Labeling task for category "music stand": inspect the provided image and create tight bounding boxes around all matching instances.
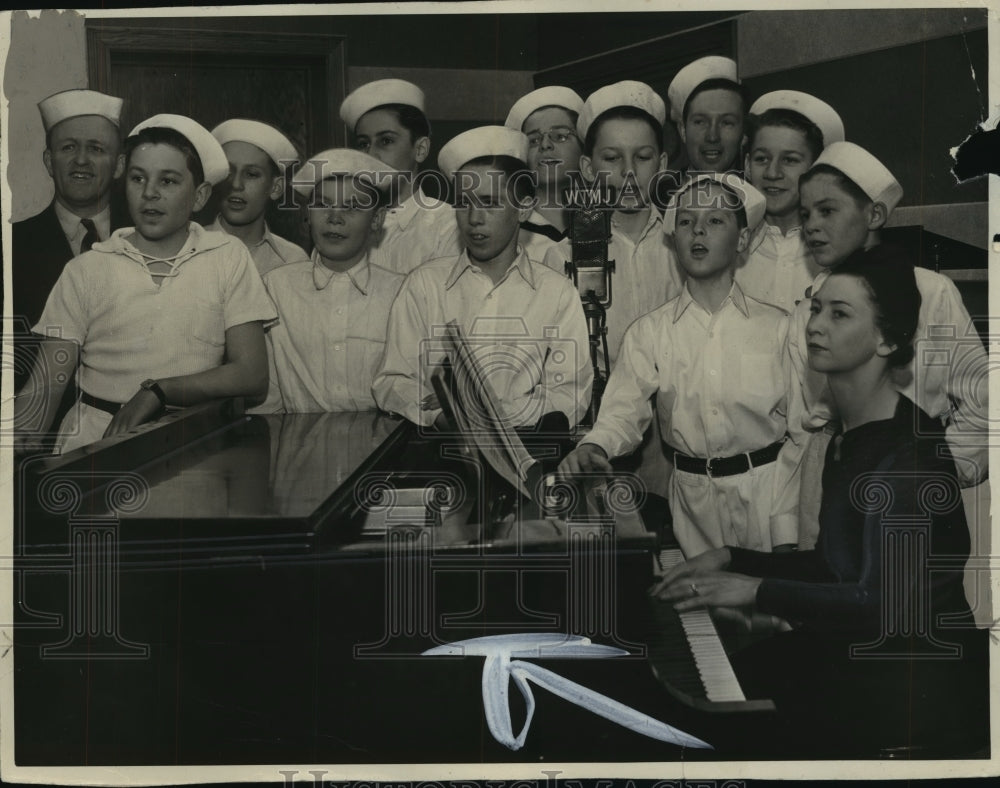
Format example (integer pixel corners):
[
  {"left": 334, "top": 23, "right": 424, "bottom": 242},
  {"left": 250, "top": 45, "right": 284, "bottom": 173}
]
[{"left": 430, "top": 320, "right": 545, "bottom": 510}]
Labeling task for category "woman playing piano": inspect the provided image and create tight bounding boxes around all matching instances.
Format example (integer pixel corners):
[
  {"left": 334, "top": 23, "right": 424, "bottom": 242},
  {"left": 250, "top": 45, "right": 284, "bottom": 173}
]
[{"left": 652, "top": 244, "right": 988, "bottom": 757}]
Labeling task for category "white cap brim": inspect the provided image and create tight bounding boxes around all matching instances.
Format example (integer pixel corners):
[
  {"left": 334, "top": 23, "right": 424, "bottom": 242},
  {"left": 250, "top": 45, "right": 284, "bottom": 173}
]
[
  {"left": 505, "top": 86, "right": 584, "bottom": 131},
  {"left": 438, "top": 125, "right": 528, "bottom": 178},
  {"left": 577, "top": 80, "right": 666, "bottom": 141},
  {"left": 811, "top": 141, "right": 903, "bottom": 214},
  {"left": 662, "top": 172, "right": 766, "bottom": 234},
  {"left": 212, "top": 119, "right": 299, "bottom": 168},
  {"left": 39, "top": 89, "right": 123, "bottom": 132},
  {"left": 340, "top": 79, "right": 425, "bottom": 131},
  {"left": 129, "top": 113, "right": 230, "bottom": 186},
  {"left": 748, "top": 90, "right": 845, "bottom": 147},
  {"left": 667, "top": 56, "right": 739, "bottom": 124},
  {"left": 291, "top": 148, "right": 400, "bottom": 197}
]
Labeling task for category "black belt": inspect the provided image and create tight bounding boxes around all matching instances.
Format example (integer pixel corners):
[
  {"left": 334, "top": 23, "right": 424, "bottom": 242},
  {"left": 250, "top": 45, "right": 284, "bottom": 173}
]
[
  {"left": 665, "top": 439, "right": 785, "bottom": 477},
  {"left": 80, "top": 391, "right": 123, "bottom": 415}
]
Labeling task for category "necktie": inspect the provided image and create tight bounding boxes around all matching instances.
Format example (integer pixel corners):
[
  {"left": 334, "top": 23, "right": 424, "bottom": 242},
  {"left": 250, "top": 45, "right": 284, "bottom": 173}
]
[{"left": 80, "top": 218, "right": 100, "bottom": 253}]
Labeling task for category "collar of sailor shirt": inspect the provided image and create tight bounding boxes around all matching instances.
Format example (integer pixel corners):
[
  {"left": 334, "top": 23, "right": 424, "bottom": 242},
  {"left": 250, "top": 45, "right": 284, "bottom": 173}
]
[{"left": 96, "top": 222, "right": 228, "bottom": 274}]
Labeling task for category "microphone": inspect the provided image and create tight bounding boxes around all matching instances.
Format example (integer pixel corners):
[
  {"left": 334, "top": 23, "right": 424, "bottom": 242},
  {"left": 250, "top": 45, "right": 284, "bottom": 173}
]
[{"left": 566, "top": 205, "right": 615, "bottom": 315}]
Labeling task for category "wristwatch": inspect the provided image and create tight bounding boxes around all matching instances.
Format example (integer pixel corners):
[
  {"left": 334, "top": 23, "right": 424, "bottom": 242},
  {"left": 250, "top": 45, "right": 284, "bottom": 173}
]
[{"left": 139, "top": 379, "right": 168, "bottom": 412}]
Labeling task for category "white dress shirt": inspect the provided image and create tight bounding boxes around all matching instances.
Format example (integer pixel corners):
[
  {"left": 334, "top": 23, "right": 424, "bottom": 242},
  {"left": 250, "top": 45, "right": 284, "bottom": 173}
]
[
  {"left": 206, "top": 218, "right": 309, "bottom": 277},
  {"left": 373, "top": 247, "right": 593, "bottom": 429},
  {"left": 368, "top": 193, "right": 461, "bottom": 274},
  {"left": 258, "top": 253, "right": 404, "bottom": 413},
  {"left": 736, "top": 221, "right": 819, "bottom": 313},
  {"left": 583, "top": 281, "right": 806, "bottom": 556}
]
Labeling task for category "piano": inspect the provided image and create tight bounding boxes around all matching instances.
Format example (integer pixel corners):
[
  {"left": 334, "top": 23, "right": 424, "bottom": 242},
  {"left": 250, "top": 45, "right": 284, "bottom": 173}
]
[{"left": 13, "top": 398, "right": 777, "bottom": 768}]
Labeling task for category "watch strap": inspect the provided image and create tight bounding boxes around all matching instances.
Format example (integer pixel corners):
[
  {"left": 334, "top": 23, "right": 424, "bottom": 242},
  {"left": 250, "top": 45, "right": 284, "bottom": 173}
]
[{"left": 140, "top": 379, "right": 168, "bottom": 409}]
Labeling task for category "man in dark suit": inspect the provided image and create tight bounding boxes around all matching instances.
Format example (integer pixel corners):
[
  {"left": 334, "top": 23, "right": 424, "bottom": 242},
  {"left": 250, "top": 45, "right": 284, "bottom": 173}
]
[
  {"left": 12, "top": 89, "right": 126, "bottom": 329},
  {"left": 11, "top": 89, "right": 125, "bottom": 441}
]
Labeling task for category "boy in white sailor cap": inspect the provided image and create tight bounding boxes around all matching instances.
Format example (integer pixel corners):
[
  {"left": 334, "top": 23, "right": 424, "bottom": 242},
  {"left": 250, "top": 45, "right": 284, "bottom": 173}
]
[
  {"left": 504, "top": 86, "right": 584, "bottom": 266},
  {"left": 12, "top": 89, "right": 128, "bottom": 328},
  {"left": 255, "top": 149, "right": 404, "bottom": 413},
  {"left": 561, "top": 173, "right": 806, "bottom": 559},
  {"left": 208, "top": 119, "right": 308, "bottom": 276},
  {"left": 541, "top": 80, "right": 684, "bottom": 369},
  {"left": 737, "top": 90, "right": 845, "bottom": 313},
  {"left": 791, "top": 141, "right": 986, "bottom": 508},
  {"left": 339, "top": 78, "right": 460, "bottom": 274},
  {"left": 667, "top": 56, "right": 746, "bottom": 180},
  {"left": 373, "top": 126, "right": 592, "bottom": 430},
  {"left": 16, "top": 114, "right": 276, "bottom": 454}
]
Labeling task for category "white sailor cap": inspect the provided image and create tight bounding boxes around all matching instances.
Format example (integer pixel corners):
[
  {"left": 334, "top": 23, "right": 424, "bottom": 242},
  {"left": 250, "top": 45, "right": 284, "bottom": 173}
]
[
  {"left": 39, "top": 89, "right": 123, "bottom": 133},
  {"left": 211, "top": 119, "right": 299, "bottom": 169},
  {"left": 129, "top": 114, "right": 230, "bottom": 186},
  {"left": 662, "top": 172, "right": 766, "bottom": 234},
  {"left": 290, "top": 148, "right": 399, "bottom": 197},
  {"left": 577, "top": 80, "right": 666, "bottom": 141},
  {"left": 748, "top": 90, "right": 845, "bottom": 147},
  {"left": 340, "top": 79, "right": 425, "bottom": 132},
  {"left": 505, "top": 86, "right": 585, "bottom": 131},
  {"left": 810, "top": 141, "right": 903, "bottom": 214},
  {"left": 667, "top": 56, "right": 739, "bottom": 124},
  {"left": 438, "top": 126, "right": 528, "bottom": 178}
]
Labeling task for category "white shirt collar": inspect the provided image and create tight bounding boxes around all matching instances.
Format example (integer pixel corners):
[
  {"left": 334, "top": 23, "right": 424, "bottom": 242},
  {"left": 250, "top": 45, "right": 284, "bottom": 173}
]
[{"left": 53, "top": 200, "right": 112, "bottom": 247}]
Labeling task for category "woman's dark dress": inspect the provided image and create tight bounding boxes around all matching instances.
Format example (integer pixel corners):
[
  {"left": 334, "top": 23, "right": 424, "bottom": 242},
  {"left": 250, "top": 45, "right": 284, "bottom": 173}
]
[{"left": 726, "top": 397, "right": 988, "bottom": 757}]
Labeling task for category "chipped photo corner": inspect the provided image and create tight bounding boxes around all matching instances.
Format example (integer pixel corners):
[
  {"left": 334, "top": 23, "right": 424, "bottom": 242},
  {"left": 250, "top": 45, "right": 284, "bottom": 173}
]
[{"left": 0, "top": 0, "right": 997, "bottom": 785}]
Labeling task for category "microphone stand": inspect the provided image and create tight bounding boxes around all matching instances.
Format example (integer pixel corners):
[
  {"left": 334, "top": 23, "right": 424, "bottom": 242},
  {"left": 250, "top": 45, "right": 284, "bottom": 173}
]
[
  {"left": 564, "top": 203, "right": 615, "bottom": 426},
  {"left": 581, "top": 291, "right": 610, "bottom": 425}
]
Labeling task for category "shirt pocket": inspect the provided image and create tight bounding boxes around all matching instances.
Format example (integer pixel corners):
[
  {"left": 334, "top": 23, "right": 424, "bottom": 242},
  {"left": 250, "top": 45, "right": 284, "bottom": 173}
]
[
  {"left": 189, "top": 300, "right": 227, "bottom": 349},
  {"left": 351, "top": 334, "right": 388, "bottom": 400}
]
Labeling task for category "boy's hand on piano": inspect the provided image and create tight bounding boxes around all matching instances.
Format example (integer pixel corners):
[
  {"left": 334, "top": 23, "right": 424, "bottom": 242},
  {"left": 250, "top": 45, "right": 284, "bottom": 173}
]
[
  {"left": 103, "top": 389, "right": 163, "bottom": 439},
  {"left": 556, "top": 442, "right": 612, "bottom": 479},
  {"left": 656, "top": 571, "right": 762, "bottom": 612},
  {"left": 649, "top": 547, "right": 731, "bottom": 597},
  {"left": 420, "top": 393, "right": 440, "bottom": 411}
]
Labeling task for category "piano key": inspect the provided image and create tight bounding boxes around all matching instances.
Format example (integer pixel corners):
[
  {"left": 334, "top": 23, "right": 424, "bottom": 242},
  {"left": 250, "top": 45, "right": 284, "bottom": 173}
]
[{"left": 645, "top": 548, "right": 751, "bottom": 708}]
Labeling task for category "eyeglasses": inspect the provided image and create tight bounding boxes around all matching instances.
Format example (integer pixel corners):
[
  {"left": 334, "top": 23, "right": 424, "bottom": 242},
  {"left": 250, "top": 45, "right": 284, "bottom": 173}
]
[{"left": 525, "top": 127, "right": 578, "bottom": 148}]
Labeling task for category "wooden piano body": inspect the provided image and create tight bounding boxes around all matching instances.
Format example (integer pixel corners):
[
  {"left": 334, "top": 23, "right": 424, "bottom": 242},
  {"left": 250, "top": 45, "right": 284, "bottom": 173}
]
[{"left": 13, "top": 400, "right": 774, "bottom": 767}]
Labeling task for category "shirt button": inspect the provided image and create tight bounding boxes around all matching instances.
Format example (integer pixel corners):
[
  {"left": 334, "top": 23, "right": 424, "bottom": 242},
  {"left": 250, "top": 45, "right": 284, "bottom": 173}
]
[
  {"left": 337, "top": 308, "right": 344, "bottom": 315},
  {"left": 712, "top": 409, "right": 718, "bottom": 416},
  {"left": 334, "top": 344, "right": 343, "bottom": 351},
  {"left": 709, "top": 369, "right": 717, "bottom": 376}
]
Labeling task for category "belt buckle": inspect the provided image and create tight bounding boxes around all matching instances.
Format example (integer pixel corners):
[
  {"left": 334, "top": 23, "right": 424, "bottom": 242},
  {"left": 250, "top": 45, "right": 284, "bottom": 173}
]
[{"left": 706, "top": 456, "right": 720, "bottom": 478}]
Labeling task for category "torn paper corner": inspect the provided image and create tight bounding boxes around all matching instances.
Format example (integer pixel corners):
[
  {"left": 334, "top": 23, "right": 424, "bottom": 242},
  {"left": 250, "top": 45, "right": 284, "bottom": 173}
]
[{"left": 950, "top": 118, "right": 1000, "bottom": 184}]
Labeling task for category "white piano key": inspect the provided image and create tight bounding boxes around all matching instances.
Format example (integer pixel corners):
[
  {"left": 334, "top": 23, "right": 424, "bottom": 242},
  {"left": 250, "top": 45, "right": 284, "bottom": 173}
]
[{"left": 657, "top": 549, "right": 746, "bottom": 703}]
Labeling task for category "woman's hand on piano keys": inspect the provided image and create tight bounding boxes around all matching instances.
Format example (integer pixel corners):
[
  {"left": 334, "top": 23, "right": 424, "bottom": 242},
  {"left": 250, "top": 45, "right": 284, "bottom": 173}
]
[
  {"left": 649, "top": 547, "right": 762, "bottom": 610},
  {"left": 649, "top": 547, "right": 731, "bottom": 597},
  {"left": 661, "top": 572, "right": 763, "bottom": 612}
]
